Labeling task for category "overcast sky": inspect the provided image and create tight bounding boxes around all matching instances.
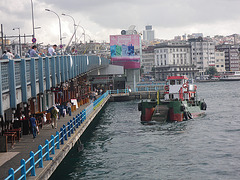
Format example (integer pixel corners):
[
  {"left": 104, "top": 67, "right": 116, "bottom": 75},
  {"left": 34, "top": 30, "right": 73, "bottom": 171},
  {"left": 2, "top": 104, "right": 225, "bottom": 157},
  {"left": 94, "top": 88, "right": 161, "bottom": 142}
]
[{"left": 1, "top": 0, "right": 240, "bottom": 46}]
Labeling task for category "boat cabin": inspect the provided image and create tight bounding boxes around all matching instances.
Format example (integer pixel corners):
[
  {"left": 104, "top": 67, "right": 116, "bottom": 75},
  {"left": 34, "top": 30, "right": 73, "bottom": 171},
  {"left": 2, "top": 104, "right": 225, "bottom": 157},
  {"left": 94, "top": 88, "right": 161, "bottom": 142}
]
[{"left": 164, "top": 76, "right": 197, "bottom": 101}]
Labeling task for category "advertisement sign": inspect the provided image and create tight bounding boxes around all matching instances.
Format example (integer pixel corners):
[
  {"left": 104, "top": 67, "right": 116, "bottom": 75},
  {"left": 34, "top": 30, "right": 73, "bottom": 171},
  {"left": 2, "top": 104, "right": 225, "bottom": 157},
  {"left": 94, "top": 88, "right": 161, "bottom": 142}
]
[{"left": 110, "top": 34, "right": 141, "bottom": 69}]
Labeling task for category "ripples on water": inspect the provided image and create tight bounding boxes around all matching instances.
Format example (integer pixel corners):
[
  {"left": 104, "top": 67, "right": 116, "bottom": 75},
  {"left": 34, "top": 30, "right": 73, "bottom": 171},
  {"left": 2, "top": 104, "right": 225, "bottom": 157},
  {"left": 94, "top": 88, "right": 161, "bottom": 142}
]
[{"left": 50, "top": 81, "right": 240, "bottom": 180}]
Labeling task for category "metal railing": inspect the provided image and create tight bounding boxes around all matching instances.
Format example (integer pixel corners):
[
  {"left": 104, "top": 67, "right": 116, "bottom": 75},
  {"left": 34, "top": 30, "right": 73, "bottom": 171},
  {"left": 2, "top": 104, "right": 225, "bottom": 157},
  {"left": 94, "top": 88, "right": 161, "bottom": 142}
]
[
  {"left": 4, "top": 91, "right": 111, "bottom": 180},
  {"left": 4, "top": 89, "right": 129, "bottom": 180},
  {"left": 136, "top": 85, "right": 164, "bottom": 92},
  {"left": 108, "top": 89, "right": 129, "bottom": 94}
]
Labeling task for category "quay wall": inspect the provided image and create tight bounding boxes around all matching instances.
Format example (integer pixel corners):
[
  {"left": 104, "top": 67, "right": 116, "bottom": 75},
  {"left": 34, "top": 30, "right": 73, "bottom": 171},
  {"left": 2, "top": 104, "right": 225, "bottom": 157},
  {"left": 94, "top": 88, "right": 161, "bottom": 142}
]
[
  {"left": 29, "top": 95, "right": 110, "bottom": 180},
  {"left": 109, "top": 91, "right": 165, "bottom": 102}
]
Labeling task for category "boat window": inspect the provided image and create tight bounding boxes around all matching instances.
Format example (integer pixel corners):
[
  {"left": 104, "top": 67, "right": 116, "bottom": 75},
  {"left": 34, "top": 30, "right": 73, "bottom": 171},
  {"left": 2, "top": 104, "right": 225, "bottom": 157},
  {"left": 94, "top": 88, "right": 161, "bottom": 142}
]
[
  {"left": 176, "top": 80, "right": 182, "bottom": 84},
  {"left": 170, "top": 80, "right": 175, "bottom": 85}
]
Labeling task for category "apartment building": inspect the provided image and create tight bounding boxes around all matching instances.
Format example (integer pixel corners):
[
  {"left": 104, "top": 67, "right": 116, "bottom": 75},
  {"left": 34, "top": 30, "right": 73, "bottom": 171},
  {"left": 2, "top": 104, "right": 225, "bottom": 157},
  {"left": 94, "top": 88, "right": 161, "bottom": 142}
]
[
  {"left": 215, "top": 51, "right": 225, "bottom": 72},
  {"left": 216, "top": 44, "right": 240, "bottom": 71},
  {"left": 154, "top": 41, "right": 198, "bottom": 80},
  {"left": 141, "top": 46, "right": 155, "bottom": 74},
  {"left": 189, "top": 38, "right": 215, "bottom": 76}
]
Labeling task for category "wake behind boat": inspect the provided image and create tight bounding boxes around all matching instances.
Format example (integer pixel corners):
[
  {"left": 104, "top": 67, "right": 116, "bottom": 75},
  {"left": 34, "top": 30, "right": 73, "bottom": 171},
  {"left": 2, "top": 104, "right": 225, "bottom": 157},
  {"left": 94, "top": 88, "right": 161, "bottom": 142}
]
[{"left": 138, "top": 76, "right": 207, "bottom": 123}]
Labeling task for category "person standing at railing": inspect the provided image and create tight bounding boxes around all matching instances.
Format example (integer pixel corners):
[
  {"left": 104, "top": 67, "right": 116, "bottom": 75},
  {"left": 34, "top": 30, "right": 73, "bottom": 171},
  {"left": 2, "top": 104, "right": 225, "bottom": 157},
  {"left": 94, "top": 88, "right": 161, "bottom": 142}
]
[
  {"left": 6, "top": 50, "right": 14, "bottom": 59},
  {"left": 30, "top": 45, "right": 38, "bottom": 57},
  {"left": 48, "top": 44, "right": 57, "bottom": 56},
  {"left": 29, "top": 114, "right": 37, "bottom": 139},
  {"left": 51, "top": 106, "right": 58, "bottom": 129}
]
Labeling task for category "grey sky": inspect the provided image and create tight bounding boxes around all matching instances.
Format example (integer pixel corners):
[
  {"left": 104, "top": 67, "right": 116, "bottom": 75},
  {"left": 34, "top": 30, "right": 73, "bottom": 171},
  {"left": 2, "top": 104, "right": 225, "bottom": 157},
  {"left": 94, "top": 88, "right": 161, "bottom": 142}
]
[{"left": 0, "top": 0, "right": 240, "bottom": 45}]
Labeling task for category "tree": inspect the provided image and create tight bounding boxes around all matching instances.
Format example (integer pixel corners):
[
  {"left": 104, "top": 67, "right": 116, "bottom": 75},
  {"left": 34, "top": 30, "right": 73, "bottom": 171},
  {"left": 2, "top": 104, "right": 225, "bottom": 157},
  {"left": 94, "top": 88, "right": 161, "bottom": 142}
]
[{"left": 206, "top": 66, "right": 218, "bottom": 79}]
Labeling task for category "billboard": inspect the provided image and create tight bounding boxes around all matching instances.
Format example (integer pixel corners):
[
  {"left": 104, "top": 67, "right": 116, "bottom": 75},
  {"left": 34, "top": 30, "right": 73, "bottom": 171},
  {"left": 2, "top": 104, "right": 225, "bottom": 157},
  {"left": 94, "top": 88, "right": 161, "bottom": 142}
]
[{"left": 110, "top": 34, "right": 141, "bottom": 69}]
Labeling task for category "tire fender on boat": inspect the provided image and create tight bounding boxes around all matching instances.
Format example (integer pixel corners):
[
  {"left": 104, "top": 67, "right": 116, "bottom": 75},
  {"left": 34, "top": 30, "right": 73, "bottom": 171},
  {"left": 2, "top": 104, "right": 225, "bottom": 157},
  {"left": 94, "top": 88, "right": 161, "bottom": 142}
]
[
  {"left": 138, "top": 103, "right": 142, "bottom": 111},
  {"left": 200, "top": 102, "right": 207, "bottom": 110},
  {"left": 187, "top": 111, "right": 193, "bottom": 119},
  {"left": 183, "top": 83, "right": 188, "bottom": 89},
  {"left": 183, "top": 111, "right": 192, "bottom": 120},
  {"left": 164, "top": 85, "right": 169, "bottom": 91},
  {"left": 183, "top": 111, "right": 188, "bottom": 120},
  {"left": 180, "top": 104, "right": 185, "bottom": 111}
]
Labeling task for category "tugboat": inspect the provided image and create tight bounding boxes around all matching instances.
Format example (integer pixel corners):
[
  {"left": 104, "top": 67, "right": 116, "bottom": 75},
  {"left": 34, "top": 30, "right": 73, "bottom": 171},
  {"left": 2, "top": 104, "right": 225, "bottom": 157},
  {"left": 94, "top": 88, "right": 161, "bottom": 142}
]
[{"left": 138, "top": 76, "right": 207, "bottom": 123}]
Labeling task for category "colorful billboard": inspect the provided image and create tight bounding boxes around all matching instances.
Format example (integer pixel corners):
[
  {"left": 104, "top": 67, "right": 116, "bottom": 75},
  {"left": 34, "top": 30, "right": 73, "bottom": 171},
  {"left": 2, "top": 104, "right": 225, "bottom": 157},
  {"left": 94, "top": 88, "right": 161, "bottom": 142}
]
[{"left": 110, "top": 34, "right": 141, "bottom": 69}]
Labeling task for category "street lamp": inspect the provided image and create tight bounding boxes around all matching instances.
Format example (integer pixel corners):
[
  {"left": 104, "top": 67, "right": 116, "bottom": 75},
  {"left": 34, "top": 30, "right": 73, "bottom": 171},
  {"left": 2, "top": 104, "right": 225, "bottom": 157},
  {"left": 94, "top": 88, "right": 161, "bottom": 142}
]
[
  {"left": 45, "top": 9, "right": 62, "bottom": 53},
  {"left": 85, "top": 34, "right": 91, "bottom": 43},
  {"left": 79, "top": 25, "right": 85, "bottom": 44},
  {"left": 13, "top": 27, "right": 21, "bottom": 57},
  {"left": 62, "top": 13, "right": 77, "bottom": 45},
  {"left": 30, "top": 0, "right": 35, "bottom": 41}
]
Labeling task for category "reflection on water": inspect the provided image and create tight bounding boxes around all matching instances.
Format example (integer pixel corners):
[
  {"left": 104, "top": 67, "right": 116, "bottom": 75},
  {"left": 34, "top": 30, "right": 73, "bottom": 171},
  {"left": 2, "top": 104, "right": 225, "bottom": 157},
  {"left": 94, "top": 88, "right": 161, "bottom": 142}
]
[{"left": 50, "top": 81, "right": 240, "bottom": 180}]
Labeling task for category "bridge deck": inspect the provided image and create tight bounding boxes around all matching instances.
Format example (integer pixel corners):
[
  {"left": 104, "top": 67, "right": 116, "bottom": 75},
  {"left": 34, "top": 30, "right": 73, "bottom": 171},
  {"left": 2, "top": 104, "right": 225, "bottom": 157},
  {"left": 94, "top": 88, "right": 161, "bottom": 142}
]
[{"left": 0, "top": 94, "right": 111, "bottom": 180}]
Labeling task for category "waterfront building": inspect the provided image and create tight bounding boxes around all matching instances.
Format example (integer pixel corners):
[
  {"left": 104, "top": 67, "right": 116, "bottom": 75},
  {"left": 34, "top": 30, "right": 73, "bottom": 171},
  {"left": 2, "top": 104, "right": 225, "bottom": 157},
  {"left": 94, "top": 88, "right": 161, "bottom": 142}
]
[
  {"left": 189, "top": 37, "right": 216, "bottom": 76},
  {"left": 141, "top": 46, "right": 155, "bottom": 74},
  {"left": 215, "top": 50, "right": 225, "bottom": 72},
  {"left": 143, "top": 25, "right": 155, "bottom": 43},
  {"left": 216, "top": 44, "right": 240, "bottom": 71},
  {"left": 153, "top": 41, "right": 198, "bottom": 80}
]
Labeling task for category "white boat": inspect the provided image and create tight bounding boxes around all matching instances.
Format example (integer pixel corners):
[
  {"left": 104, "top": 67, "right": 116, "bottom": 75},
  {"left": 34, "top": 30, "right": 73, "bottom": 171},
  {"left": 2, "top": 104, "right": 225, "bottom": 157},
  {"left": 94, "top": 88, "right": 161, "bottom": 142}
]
[{"left": 220, "top": 71, "right": 240, "bottom": 81}]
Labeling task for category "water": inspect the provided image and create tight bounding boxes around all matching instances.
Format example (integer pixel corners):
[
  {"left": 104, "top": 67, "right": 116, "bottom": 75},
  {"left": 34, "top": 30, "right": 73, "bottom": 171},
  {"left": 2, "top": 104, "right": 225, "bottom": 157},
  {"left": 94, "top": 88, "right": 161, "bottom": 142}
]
[{"left": 50, "top": 81, "right": 240, "bottom": 180}]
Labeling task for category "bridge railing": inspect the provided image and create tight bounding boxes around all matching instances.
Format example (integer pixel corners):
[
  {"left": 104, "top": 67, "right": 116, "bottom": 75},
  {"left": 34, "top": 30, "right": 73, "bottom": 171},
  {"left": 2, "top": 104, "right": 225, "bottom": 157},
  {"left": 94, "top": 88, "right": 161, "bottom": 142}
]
[
  {"left": 136, "top": 85, "right": 164, "bottom": 92},
  {"left": 4, "top": 91, "right": 110, "bottom": 180},
  {"left": 0, "top": 54, "right": 110, "bottom": 121},
  {"left": 108, "top": 89, "right": 129, "bottom": 94}
]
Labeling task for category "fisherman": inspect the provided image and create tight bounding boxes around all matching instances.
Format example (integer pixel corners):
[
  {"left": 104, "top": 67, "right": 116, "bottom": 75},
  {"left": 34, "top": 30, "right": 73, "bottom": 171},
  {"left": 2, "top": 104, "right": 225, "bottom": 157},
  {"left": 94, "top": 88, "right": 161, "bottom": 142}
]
[
  {"left": 30, "top": 45, "right": 38, "bottom": 57},
  {"left": 48, "top": 44, "right": 57, "bottom": 56}
]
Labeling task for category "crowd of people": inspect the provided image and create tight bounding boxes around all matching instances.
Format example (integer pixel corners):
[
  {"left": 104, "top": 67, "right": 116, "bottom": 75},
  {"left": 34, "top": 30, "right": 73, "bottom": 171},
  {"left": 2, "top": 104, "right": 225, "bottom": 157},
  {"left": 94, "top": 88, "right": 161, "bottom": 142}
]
[
  {"left": 28, "top": 101, "right": 73, "bottom": 140},
  {"left": 1, "top": 44, "right": 78, "bottom": 59},
  {"left": 28, "top": 44, "right": 57, "bottom": 57},
  {"left": 1, "top": 44, "right": 59, "bottom": 59}
]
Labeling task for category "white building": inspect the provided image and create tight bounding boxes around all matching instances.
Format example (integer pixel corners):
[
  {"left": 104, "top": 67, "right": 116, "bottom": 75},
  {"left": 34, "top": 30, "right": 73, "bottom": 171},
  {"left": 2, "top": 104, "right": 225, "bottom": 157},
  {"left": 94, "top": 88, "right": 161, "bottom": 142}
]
[
  {"left": 189, "top": 38, "right": 215, "bottom": 76},
  {"left": 155, "top": 41, "right": 191, "bottom": 66},
  {"left": 143, "top": 25, "right": 155, "bottom": 42},
  {"left": 154, "top": 41, "right": 198, "bottom": 80}
]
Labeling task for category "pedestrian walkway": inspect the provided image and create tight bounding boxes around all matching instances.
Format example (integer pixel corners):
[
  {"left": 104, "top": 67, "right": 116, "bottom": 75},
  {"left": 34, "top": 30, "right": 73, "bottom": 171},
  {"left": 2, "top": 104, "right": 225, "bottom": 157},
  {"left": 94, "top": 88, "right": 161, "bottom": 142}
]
[{"left": 0, "top": 102, "right": 90, "bottom": 180}]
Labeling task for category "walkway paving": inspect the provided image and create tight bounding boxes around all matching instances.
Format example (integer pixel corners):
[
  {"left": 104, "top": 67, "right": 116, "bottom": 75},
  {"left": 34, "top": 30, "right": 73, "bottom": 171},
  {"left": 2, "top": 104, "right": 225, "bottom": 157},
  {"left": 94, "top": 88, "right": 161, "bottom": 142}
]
[{"left": 0, "top": 102, "right": 90, "bottom": 180}]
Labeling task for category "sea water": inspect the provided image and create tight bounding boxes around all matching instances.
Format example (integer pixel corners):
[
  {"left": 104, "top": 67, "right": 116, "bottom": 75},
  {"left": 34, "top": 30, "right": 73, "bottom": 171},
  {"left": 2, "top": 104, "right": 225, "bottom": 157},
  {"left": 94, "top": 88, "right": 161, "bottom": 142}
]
[{"left": 50, "top": 81, "right": 240, "bottom": 180}]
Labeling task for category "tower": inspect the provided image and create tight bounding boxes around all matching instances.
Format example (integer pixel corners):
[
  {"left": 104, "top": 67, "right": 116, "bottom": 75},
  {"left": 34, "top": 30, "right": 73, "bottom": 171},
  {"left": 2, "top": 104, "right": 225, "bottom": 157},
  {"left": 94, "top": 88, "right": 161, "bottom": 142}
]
[{"left": 143, "top": 25, "right": 154, "bottom": 42}]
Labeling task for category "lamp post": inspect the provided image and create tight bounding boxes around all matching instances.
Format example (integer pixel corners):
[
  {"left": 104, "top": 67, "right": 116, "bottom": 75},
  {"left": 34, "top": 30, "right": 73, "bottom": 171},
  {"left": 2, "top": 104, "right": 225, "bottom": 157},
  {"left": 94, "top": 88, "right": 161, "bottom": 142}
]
[
  {"left": 79, "top": 25, "right": 86, "bottom": 44},
  {"left": 30, "top": 0, "right": 35, "bottom": 41},
  {"left": 13, "top": 27, "right": 21, "bottom": 57},
  {"left": 45, "top": 9, "right": 62, "bottom": 53},
  {"left": 62, "top": 13, "right": 76, "bottom": 46},
  {"left": 85, "top": 34, "right": 91, "bottom": 43}
]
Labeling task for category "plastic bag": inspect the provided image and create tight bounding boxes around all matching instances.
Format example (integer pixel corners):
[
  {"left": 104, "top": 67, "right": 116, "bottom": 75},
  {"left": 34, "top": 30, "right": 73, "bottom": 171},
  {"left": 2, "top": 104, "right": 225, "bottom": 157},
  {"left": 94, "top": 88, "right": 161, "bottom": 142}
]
[{"left": 43, "top": 114, "right": 47, "bottom": 123}]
